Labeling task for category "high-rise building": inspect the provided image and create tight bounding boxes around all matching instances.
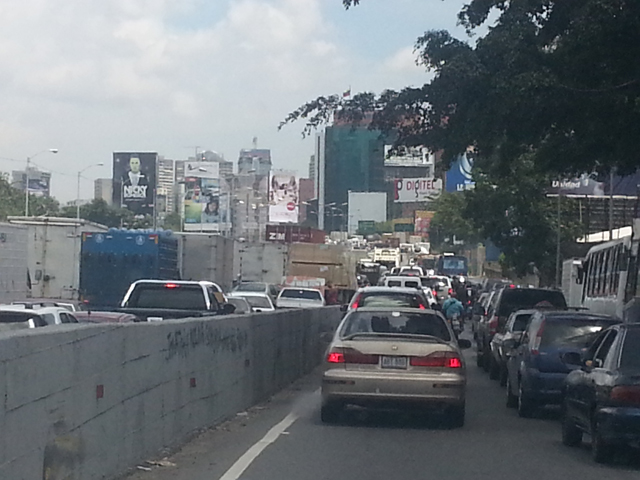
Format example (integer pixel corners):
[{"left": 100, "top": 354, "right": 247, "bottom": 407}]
[
  {"left": 156, "top": 158, "right": 176, "bottom": 214},
  {"left": 238, "top": 149, "right": 272, "bottom": 176},
  {"left": 308, "top": 154, "right": 316, "bottom": 186},
  {"left": 228, "top": 172, "right": 269, "bottom": 242},
  {"left": 298, "top": 178, "right": 314, "bottom": 224},
  {"left": 94, "top": 178, "right": 113, "bottom": 205},
  {"left": 12, "top": 167, "right": 51, "bottom": 197}
]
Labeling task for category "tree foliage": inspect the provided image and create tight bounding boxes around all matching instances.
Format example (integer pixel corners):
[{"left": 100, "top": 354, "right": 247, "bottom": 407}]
[{"left": 429, "top": 192, "right": 478, "bottom": 249}]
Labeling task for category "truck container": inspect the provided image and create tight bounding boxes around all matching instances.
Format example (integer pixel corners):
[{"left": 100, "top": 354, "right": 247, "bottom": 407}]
[
  {"left": 287, "top": 243, "right": 357, "bottom": 290},
  {"left": 177, "top": 233, "right": 235, "bottom": 291},
  {"left": 0, "top": 223, "right": 28, "bottom": 303},
  {"left": 8, "top": 216, "right": 108, "bottom": 300},
  {"left": 79, "top": 229, "right": 179, "bottom": 308},
  {"left": 235, "top": 243, "right": 289, "bottom": 285}
]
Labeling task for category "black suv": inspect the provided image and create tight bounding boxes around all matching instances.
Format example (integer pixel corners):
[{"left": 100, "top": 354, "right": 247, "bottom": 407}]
[{"left": 476, "top": 287, "right": 567, "bottom": 371}]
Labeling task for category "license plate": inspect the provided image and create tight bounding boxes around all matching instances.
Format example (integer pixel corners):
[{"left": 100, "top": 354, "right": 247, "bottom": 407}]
[{"left": 381, "top": 356, "right": 408, "bottom": 369}]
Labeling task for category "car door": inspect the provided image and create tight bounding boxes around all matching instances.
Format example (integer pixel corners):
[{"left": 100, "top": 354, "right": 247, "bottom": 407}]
[
  {"left": 492, "top": 313, "right": 513, "bottom": 362},
  {"left": 515, "top": 313, "right": 543, "bottom": 391},
  {"left": 507, "top": 314, "right": 534, "bottom": 394}
]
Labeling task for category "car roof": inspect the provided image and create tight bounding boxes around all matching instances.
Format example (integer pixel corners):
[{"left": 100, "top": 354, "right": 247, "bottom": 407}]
[
  {"left": 510, "top": 309, "right": 538, "bottom": 316},
  {"left": 383, "top": 276, "right": 422, "bottom": 281},
  {"left": 280, "top": 287, "right": 321, "bottom": 292},
  {"left": 0, "top": 305, "right": 68, "bottom": 314},
  {"left": 357, "top": 286, "right": 424, "bottom": 294},
  {"left": 346, "top": 307, "right": 444, "bottom": 316},
  {"left": 540, "top": 311, "right": 617, "bottom": 321},
  {"left": 132, "top": 279, "right": 218, "bottom": 287},
  {"left": 229, "top": 292, "right": 270, "bottom": 298}
]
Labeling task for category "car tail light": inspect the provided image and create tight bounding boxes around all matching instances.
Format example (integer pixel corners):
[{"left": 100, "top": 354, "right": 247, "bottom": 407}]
[
  {"left": 610, "top": 386, "right": 640, "bottom": 406},
  {"left": 488, "top": 316, "right": 499, "bottom": 335},
  {"left": 165, "top": 283, "right": 179, "bottom": 289},
  {"left": 326, "top": 347, "right": 378, "bottom": 365},
  {"left": 419, "top": 304, "right": 426, "bottom": 310},
  {"left": 509, "top": 284, "right": 516, "bottom": 289},
  {"left": 432, "top": 290, "right": 438, "bottom": 297},
  {"left": 410, "top": 351, "right": 462, "bottom": 368},
  {"left": 448, "top": 288, "right": 453, "bottom": 295},
  {"left": 531, "top": 321, "right": 545, "bottom": 355},
  {"left": 350, "top": 294, "right": 361, "bottom": 309}
]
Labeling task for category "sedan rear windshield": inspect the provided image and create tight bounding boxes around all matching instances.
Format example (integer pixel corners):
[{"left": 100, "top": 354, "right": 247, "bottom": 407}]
[
  {"left": 235, "top": 283, "right": 267, "bottom": 293},
  {"left": 127, "top": 285, "right": 208, "bottom": 310},
  {"left": 280, "top": 289, "right": 322, "bottom": 301},
  {"left": 342, "top": 311, "right": 450, "bottom": 341},
  {"left": 621, "top": 329, "right": 640, "bottom": 369},
  {"left": 540, "top": 318, "right": 618, "bottom": 348},
  {"left": 359, "top": 293, "right": 425, "bottom": 309},
  {"left": 498, "top": 289, "right": 567, "bottom": 317},
  {"left": 242, "top": 296, "right": 272, "bottom": 308}
]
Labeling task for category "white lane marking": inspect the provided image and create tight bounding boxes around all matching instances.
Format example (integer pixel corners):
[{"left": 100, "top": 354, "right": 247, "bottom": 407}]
[{"left": 218, "top": 412, "right": 299, "bottom": 480}]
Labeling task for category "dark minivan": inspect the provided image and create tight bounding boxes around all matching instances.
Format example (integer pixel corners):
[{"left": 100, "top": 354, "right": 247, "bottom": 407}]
[{"left": 477, "top": 287, "right": 567, "bottom": 370}]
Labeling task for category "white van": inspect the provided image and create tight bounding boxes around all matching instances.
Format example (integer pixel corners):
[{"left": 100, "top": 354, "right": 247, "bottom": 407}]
[{"left": 381, "top": 276, "right": 422, "bottom": 290}]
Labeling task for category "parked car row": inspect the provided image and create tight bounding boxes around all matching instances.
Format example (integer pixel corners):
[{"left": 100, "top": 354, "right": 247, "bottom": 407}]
[{"left": 473, "top": 282, "right": 640, "bottom": 464}]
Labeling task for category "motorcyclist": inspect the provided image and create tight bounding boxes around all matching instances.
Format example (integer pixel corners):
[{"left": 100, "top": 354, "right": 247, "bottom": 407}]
[{"left": 442, "top": 292, "right": 465, "bottom": 336}]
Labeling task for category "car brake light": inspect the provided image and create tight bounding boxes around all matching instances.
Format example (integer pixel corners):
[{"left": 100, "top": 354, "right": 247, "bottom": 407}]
[
  {"left": 165, "top": 283, "right": 179, "bottom": 289},
  {"left": 610, "top": 386, "right": 640, "bottom": 406},
  {"left": 509, "top": 284, "right": 516, "bottom": 289},
  {"left": 488, "top": 316, "right": 499, "bottom": 335},
  {"left": 531, "top": 321, "right": 545, "bottom": 355},
  {"left": 448, "top": 288, "right": 453, "bottom": 295},
  {"left": 327, "top": 348, "right": 378, "bottom": 365},
  {"left": 419, "top": 304, "right": 426, "bottom": 310},
  {"left": 432, "top": 290, "right": 438, "bottom": 297},
  {"left": 350, "top": 294, "right": 361, "bottom": 309},
  {"left": 410, "top": 351, "right": 462, "bottom": 368}
]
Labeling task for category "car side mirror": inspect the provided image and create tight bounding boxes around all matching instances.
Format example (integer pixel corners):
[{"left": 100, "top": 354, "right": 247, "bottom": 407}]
[
  {"left": 222, "top": 303, "right": 236, "bottom": 315},
  {"left": 340, "top": 304, "right": 348, "bottom": 312},
  {"left": 561, "top": 351, "right": 582, "bottom": 366},
  {"left": 458, "top": 339, "right": 472, "bottom": 350}
]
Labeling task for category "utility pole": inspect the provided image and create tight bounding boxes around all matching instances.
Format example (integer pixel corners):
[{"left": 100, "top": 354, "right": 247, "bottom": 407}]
[{"left": 609, "top": 169, "right": 615, "bottom": 240}]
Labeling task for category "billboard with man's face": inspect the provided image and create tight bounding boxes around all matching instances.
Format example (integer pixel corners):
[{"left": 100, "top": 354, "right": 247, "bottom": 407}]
[{"left": 112, "top": 152, "right": 157, "bottom": 215}]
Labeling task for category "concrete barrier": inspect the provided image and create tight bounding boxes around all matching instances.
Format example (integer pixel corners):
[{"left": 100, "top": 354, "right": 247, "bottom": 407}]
[{"left": 0, "top": 307, "right": 342, "bottom": 480}]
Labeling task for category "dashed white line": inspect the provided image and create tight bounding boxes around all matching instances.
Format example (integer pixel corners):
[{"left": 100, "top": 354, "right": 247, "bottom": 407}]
[{"left": 218, "top": 412, "right": 299, "bottom": 480}]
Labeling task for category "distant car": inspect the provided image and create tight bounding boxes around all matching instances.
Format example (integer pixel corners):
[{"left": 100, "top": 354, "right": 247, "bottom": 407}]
[
  {"left": 345, "top": 286, "right": 429, "bottom": 311},
  {"left": 74, "top": 311, "right": 139, "bottom": 323},
  {"left": 226, "top": 297, "right": 252, "bottom": 314},
  {"left": 229, "top": 292, "right": 276, "bottom": 312},
  {"left": 233, "top": 282, "right": 280, "bottom": 300},
  {"left": 488, "top": 309, "right": 536, "bottom": 384},
  {"left": 11, "top": 299, "right": 88, "bottom": 312},
  {"left": 0, "top": 308, "right": 48, "bottom": 332},
  {"left": 276, "top": 288, "right": 325, "bottom": 309},
  {"left": 321, "top": 307, "right": 471, "bottom": 426},
  {"left": 477, "top": 287, "right": 567, "bottom": 371},
  {"left": 0, "top": 305, "right": 79, "bottom": 329},
  {"left": 399, "top": 266, "right": 424, "bottom": 276},
  {"left": 562, "top": 323, "right": 640, "bottom": 463},
  {"left": 505, "top": 310, "right": 619, "bottom": 418}
]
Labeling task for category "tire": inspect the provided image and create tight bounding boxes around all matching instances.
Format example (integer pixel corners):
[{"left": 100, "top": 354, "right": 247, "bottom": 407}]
[
  {"left": 482, "top": 347, "right": 491, "bottom": 372},
  {"left": 320, "top": 402, "right": 342, "bottom": 424},
  {"left": 476, "top": 352, "right": 483, "bottom": 367},
  {"left": 562, "top": 412, "right": 583, "bottom": 447},
  {"left": 517, "top": 384, "right": 536, "bottom": 418},
  {"left": 499, "top": 366, "right": 508, "bottom": 387},
  {"left": 591, "top": 420, "right": 614, "bottom": 464},
  {"left": 506, "top": 376, "right": 518, "bottom": 408},
  {"left": 489, "top": 357, "right": 500, "bottom": 381},
  {"left": 448, "top": 404, "right": 465, "bottom": 428}
]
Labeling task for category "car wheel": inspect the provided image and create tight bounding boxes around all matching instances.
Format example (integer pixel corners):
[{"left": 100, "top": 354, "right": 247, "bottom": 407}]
[
  {"left": 448, "top": 403, "right": 465, "bottom": 429},
  {"left": 561, "top": 411, "right": 583, "bottom": 447},
  {"left": 517, "top": 384, "right": 535, "bottom": 418},
  {"left": 489, "top": 357, "right": 500, "bottom": 380},
  {"left": 591, "top": 420, "right": 614, "bottom": 464},
  {"left": 320, "top": 402, "right": 342, "bottom": 424},
  {"left": 506, "top": 377, "right": 518, "bottom": 408}
]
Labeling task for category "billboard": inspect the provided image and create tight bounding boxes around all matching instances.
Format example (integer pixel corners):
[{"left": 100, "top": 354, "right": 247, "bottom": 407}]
[
  {"left": 394, "top": 178, "right": 443, "bottom": 203},
  {"left": 446, "top": 153, "right": 475, "bottom": 192},
  {"left": 269, "top": 171, "right": 299, "bottom": 223},
  {"left": 112, "top": 152, "right": 157, "bottom": 215},
  {"left": 384, "top": 145, "right": 433, "bottom": 169},
  {"left": 183, "top": 161, "right": 228, "bottom": 232},
  {"left": 265, "top": 225, "right": 324, "bottom": 244},
  {"left": 415, "top": 210, "right": 435, "bottom": 238}
]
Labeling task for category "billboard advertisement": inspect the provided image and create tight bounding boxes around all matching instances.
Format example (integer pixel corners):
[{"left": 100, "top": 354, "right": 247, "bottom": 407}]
[
  {"left": 414, "top": 210, "right": 435, "bottom": 238},
  {"left": 27, "top": 173, "right": 51, "bottom": 197},
  {"left": 265, "top": 225, "right": 324, "bottom": 244},
  {"left": 112, "top": 152, "right": 157, "bottom": 215},
  {"left": 446, "top": 153, "right": 475, "bottom": 192},
  {"left": 269, "top": 171, "right": 299, "bottom": 223},
  {"left": 183, "top": 162, "right": 228, "bottom": 232},
  {"left": 394, "top": 178, "right": 443, "bottom": 203},
  {"left": 384, "top": 145, "right": 433, "bottom": 168}
]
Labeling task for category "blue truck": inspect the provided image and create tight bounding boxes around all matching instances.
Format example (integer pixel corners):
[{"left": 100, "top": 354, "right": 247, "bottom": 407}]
[{"left": 79, "top": 229, "right": 179, "bottom": 309}]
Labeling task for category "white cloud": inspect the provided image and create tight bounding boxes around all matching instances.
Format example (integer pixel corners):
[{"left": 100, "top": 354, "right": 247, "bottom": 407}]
[{"left": 0, "top": 0, "right": 442, "bottom": 201}]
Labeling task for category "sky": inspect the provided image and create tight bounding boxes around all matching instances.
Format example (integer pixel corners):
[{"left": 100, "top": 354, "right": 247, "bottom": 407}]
[{"left": 0, "top": 0, "right": 471, "bottom": 202}]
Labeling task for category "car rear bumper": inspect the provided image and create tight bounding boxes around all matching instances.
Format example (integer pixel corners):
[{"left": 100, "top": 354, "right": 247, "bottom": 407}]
[
  {"left": 596, "top": 407, "right": 640, "bottom": 444},
  {"left": 523, "top": 370, "right": 567, "bottom": 405},
  {"left": 322, "top": 369, "right": 466, "bottom": 407}
]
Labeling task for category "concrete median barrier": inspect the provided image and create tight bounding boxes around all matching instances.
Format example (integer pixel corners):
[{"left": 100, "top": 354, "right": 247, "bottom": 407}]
[{"left": 0, "top": 307, "right": 342, "bottom": 480}]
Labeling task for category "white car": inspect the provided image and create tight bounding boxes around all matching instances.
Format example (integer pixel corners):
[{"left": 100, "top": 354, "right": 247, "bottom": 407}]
[
  {"left": 228, "top": 292, "right": 276, "bottom": 312},
  {"left": 0, "top": 305, "right": 79, "bottom": 332},
  {"left": 276, "top": 288, "right": 326, "bottom": 309}
]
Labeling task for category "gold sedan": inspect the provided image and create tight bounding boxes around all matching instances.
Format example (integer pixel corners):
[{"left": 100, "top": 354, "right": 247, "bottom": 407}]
[{"left": 321, "top": 307, "right": 471, "bottom": 427}]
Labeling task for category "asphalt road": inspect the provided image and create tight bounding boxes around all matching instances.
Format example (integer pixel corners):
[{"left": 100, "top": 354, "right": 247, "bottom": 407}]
[{"left": 124, "top": 336, "right": 640, "bottom": 480}]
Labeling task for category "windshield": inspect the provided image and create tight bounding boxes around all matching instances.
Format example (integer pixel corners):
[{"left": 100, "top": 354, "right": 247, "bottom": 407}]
[
  {"left": 621, "top": 329, "right": 640, "bottom": 369},
  {"left": 341, "top": 311, "right": 451, "bottom": 341},
  {"left": 358, "top": 293, "right": 425, "bottom": 308},
  {"left": 512, "top": 313, "right": 532, "bottom": 332},
  {"left": 540, "top": 318, "right": 618, "bottom": 348},
  {"left": 242, "top": 296, "right": 272, "bottom": 308},
  {"left": 443, "top": 258, "right": 465, "bottom": 270},
  {"left": 498, "top": 290, "right": 567, "bottom": 317},
  {"left": 280, "top": 289, "right": 322, "bottom": 301},
  {"left": 127, "top": 285, "right": 208, "bottom": 310},
  {"left": 235, "top": 283, "right": 267, "bottom": 293},
  {"left": 227, "top": 298, "right": 250, "bottom": 314}
]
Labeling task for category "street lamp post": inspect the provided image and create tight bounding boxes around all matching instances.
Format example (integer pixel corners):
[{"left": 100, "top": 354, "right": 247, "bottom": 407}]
[
  {"left": 76, "top": 163, "right": 105, "bottom": 220},
  {"left": 25, "top": 148, "right": 58, "bottom": 216}
]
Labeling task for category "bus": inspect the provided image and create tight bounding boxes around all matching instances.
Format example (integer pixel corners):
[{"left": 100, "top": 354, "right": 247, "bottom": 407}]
[{"left": 436, "top": 254, "right": 469, "bottom": 277}]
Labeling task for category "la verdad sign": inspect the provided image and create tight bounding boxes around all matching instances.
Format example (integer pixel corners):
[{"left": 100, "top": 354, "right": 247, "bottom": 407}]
[{"left": 394, "top": 178, "right": 443, "bottom": 203}]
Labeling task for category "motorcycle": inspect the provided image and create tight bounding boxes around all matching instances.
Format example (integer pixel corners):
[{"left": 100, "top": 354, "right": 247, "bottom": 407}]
[{"left": 449, "top": 313, "right": 463, "bottom": 338}]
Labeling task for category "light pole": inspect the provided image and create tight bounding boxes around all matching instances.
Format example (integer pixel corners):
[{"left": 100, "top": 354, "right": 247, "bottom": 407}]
[
  {"left": 25, "top": 148, "right": 58, "bottom": 216},
  {"left": 76, "top": 162, "right": 105, "bottom": 219}
]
